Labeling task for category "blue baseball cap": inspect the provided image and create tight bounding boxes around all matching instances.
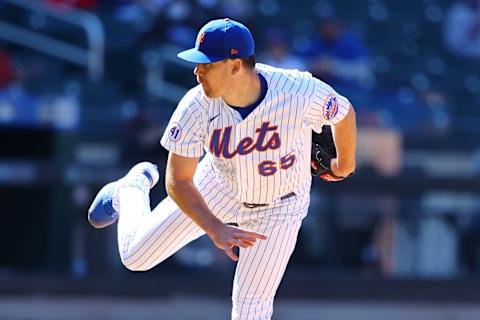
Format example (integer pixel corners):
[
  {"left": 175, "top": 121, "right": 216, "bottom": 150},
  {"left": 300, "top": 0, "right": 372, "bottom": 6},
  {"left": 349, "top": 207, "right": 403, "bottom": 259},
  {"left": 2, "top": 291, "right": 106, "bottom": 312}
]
[{"left": 177, "top": 18, "right": 255, "bottom": 64}]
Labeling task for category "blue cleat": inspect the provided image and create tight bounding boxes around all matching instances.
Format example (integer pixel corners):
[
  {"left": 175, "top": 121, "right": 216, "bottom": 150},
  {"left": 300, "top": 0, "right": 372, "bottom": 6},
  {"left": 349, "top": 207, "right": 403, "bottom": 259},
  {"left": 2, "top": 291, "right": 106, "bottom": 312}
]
[
  {"left": 88, "top": 162, "right": 159, "bottom": 229},
  {"left": 88, "top": 182, "right": 118, "bottom": 228}
]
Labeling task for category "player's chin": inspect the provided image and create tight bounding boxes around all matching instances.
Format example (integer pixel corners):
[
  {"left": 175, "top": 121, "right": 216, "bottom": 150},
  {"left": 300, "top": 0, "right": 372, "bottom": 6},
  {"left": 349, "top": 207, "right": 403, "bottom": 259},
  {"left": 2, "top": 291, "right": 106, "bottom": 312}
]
[{"left": 202, "top": 87, "right": 218, "bottom": 98}]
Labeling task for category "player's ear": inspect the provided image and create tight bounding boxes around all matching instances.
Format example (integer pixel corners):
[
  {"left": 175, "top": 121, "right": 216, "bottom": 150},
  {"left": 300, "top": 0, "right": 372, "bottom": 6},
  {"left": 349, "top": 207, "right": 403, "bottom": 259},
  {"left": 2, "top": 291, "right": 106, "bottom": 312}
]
[{"left": 230, "top": 58, "right": 242, "bottom": 75}]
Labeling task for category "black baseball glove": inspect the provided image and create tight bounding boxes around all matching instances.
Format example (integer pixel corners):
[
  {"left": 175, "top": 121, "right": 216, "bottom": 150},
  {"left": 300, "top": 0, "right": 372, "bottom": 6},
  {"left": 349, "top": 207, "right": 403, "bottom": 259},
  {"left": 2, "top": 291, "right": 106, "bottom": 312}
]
[{"left": 311, "top": 126, "right": 352, "bottom": 182}]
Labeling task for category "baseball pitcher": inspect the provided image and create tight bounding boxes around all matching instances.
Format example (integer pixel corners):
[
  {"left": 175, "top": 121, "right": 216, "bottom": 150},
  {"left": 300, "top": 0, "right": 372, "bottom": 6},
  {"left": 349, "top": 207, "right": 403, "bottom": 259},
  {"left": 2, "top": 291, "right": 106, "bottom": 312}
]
[{"left": 88, "top": 18, "right": 357, "bottom": 320}]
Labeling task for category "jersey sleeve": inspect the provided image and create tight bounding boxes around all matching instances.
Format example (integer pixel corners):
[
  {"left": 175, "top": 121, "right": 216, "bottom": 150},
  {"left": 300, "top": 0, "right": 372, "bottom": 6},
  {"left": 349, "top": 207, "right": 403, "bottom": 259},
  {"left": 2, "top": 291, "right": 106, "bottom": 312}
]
[
  {"left": 160, "top": 91, "right": 207, "bottom": 158},
  {"left": 303, "top": 78, "right": 351, "bottom": 132}
]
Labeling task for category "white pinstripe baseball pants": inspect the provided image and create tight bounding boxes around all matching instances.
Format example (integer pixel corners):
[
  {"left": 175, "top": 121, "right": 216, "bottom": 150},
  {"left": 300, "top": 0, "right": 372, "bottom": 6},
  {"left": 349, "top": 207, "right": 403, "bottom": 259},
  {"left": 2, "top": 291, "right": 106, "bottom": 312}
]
[{"left": 117, "top": 159, "right": 309, "bottom": 320}]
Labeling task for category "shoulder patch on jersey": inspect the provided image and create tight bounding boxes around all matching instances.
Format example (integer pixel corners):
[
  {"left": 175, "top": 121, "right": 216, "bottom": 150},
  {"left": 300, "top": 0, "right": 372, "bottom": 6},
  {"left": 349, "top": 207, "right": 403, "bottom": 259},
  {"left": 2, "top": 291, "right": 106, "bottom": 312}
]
[
  {"left": 323, "top": 94, "right": 339, "bottom": 121},
  {"left": 168, "top": 122, "right": 183, "bottom": 142}
]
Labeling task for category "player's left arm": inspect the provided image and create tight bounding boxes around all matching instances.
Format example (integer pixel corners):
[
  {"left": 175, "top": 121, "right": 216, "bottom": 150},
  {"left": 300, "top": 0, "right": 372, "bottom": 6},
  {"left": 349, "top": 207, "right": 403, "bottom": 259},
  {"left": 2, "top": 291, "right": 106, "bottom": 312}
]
[{"left": 330, "top": 104, "right": 357, "bottom": 177}]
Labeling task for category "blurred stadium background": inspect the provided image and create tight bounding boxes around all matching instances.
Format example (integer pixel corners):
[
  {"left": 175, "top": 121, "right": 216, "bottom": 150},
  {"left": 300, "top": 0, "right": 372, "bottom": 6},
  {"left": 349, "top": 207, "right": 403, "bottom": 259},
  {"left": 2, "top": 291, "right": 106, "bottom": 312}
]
[{"left": 1, "top": 0, "right": 480, "bottom": 319}]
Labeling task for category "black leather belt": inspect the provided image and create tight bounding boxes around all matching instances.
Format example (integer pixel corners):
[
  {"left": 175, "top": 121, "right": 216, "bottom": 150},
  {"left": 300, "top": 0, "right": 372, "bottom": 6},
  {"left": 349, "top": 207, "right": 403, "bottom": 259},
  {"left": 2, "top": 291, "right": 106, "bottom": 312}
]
[{"left": 243, "top": 192, "right": 295, "bottom": 208}]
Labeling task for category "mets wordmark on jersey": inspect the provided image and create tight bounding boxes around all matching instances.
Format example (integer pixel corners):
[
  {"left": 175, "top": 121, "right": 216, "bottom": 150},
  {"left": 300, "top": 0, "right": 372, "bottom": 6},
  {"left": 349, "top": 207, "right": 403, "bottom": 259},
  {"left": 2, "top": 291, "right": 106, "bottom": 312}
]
[{"left": 161, "top": 63, "right": 350, "bottom": 204}]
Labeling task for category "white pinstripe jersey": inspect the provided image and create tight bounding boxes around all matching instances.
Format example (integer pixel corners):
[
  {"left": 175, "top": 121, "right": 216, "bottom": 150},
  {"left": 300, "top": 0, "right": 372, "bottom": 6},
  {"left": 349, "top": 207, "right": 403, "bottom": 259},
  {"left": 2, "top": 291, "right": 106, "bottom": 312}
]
[{"left": 161, "top": 63, "right": 350, "bottom": 204}]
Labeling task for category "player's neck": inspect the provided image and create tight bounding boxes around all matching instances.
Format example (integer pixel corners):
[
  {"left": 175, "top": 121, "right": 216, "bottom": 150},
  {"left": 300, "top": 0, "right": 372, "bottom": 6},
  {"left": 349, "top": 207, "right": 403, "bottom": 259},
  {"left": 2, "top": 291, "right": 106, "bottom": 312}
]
[{"left": 222, "top": 70, "right": 261, "bottom": 108}]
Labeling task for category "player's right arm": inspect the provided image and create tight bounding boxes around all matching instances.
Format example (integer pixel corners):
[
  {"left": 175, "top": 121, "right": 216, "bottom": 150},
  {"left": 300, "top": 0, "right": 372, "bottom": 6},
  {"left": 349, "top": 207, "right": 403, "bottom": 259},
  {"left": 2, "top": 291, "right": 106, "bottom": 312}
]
[
  {"left": 161, "top": 89, "right": 266, "bottom": 260},
  {"left": 165, "top": 146, "right": 266, "bottom": 262}
]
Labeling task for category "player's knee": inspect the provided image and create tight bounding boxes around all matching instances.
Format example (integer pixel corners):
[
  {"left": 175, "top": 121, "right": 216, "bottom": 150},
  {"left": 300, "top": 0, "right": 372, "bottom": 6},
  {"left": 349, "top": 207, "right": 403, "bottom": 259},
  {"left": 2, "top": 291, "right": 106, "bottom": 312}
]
[
  {"left": 119, "top": 254, "right": 155, "bottom": 272},
  {"left": 121, "top": 260, "right": 155, "bottom": 272}
]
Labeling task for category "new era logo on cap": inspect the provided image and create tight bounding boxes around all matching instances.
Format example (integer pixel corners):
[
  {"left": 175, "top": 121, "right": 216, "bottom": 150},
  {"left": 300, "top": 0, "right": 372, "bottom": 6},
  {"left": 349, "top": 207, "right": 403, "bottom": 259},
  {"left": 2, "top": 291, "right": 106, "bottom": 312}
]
[{"left": 177, "top": 18, "right": 255, "bottom": 64}]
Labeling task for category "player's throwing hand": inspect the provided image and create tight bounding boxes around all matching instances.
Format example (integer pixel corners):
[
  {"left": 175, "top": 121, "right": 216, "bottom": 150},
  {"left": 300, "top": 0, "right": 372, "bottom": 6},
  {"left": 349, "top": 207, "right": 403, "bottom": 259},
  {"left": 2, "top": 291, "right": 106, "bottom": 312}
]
[{"left": 208, "top": 224, "right": 267, "bottom": 261}]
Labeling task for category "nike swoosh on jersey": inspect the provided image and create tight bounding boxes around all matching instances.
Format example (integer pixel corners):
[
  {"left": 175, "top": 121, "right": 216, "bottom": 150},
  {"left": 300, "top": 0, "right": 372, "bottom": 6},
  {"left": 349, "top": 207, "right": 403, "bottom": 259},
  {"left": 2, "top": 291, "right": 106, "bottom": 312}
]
[{"left": 209, "top": 114, "right": 220, "bottom": 122}]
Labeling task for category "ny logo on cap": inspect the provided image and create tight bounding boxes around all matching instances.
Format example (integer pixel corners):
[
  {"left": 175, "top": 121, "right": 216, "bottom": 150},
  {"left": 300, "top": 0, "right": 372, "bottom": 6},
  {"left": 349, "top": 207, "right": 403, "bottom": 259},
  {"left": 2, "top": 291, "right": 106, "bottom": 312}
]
[{"left": 198, "top": 33, "right": 206, "bottom": 45}]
